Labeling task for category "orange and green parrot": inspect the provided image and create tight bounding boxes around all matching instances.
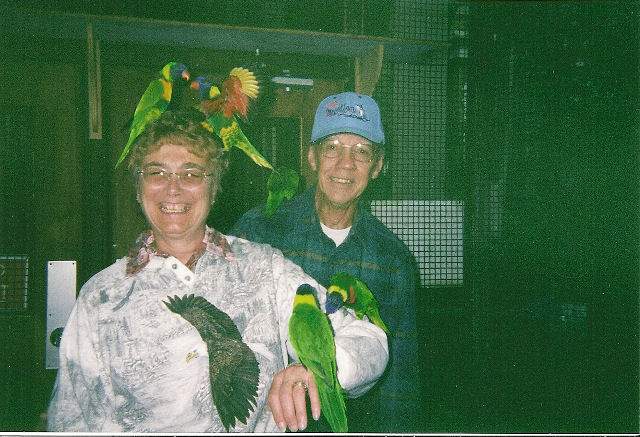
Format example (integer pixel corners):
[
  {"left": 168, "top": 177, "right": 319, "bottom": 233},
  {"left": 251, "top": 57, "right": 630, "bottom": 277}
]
[
  {"left": 325, "top": 272, "right": 390, "bottom": 334},
  {"left": 191, "top": 69, "right": 272, "bottom": 170},
  {"left": 115, "top": 61, "right": 190, "bottom": 168},
  {"left": 288, "top": 284, "right": 347, "bottom": 433}
]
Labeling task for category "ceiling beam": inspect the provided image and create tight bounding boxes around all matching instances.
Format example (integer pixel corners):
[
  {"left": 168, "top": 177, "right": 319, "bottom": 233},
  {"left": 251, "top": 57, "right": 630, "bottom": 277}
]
[{"left": 1, "top": 7, "right": 442, "bottom": 64}]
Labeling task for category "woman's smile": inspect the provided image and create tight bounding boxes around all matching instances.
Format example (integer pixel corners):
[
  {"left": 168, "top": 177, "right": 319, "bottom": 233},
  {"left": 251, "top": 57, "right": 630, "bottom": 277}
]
[{"left": 140, "top": 144, "right": 211, "bottom": 252}]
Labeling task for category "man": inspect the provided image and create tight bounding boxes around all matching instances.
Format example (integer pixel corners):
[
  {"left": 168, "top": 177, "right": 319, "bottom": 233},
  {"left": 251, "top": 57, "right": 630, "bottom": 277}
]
[{"left": 232, "top": 92, "right": 421, "bottom": 432}]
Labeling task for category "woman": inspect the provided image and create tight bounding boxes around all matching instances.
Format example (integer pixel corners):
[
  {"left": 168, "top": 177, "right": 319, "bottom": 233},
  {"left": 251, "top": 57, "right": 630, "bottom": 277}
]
[{"left": 47, "top": 109, "right": 388, "bottom": 432}]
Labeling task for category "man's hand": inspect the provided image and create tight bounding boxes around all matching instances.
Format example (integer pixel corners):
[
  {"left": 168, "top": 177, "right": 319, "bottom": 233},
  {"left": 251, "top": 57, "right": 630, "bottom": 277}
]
[{"left": 267, "top": 363, "right": 320, "bottom": 431}]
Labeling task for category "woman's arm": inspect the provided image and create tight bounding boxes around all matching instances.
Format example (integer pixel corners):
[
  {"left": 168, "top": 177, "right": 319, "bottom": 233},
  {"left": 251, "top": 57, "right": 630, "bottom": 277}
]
[{"left": 268, "top": 248, "right": 389, "bottom": 430}]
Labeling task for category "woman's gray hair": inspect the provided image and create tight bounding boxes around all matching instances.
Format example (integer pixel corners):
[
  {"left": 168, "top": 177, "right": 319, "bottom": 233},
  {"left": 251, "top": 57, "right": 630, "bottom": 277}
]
[{"left": 127, "top": 109, "right": 228, "bottom": 204}]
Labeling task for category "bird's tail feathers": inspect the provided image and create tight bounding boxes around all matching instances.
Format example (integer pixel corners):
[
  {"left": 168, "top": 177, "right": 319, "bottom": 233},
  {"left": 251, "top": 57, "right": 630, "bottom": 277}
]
[
  {"left": 368, "top": 307, "right": 391, "bottom": 335},
  {"left": 318, "top": 379, "right": 347, "bottom": 433}
]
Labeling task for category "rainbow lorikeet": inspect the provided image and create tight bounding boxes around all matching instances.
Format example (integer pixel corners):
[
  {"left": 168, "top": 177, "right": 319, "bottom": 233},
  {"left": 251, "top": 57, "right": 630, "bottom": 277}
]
[
  {"left": 163, "top": 294, "right": 259, "bottom": 431},
  {"left": 191, "top": 69, "right": 272, "bottom": 170},
  {"left": 265, "top": 167, "right": 299, "bottom": 218},
  {"left": 116, "top": 62, "right": 190, "bottom": 168},
  {"left": 325, "top": 272, "right": 390, "bottom": 334},
  {"left": 288, "top": 284, "right": 347, "bottom": 433}
]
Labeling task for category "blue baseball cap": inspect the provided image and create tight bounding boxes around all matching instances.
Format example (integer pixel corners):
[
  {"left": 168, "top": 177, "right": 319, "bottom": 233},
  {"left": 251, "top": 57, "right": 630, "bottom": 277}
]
[{"left": 311, "top": 92, "right": 385, "bottom": 145}]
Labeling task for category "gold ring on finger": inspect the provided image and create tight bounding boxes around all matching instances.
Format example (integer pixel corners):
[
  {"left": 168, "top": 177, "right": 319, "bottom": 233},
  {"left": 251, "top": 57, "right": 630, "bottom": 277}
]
[{"left": 292, "top": 380, "right": 308, "bottom": 391}]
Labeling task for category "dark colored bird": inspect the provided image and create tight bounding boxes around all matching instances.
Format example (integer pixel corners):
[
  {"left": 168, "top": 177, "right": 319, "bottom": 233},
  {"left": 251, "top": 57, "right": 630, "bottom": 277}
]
[
  {"left": 288, "top": 284, "right": 347, "bottom": 433},
  {"left": 115, "top": 62, "right": 190, "bottom": 168},
  {"left": 163, "top": 294, "right": 259, "bottom": 431}
]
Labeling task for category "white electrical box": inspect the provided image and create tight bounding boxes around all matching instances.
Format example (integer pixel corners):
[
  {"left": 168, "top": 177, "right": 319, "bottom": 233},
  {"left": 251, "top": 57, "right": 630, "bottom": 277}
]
[{"left": 46, "top": 261, "right": 77, "bottom": 369}]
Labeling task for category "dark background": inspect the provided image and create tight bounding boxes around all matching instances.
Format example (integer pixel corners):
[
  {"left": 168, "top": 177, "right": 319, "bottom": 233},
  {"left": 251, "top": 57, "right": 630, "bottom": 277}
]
[{"left": 0, "top": 1, "right": 637, "bottom": 433}]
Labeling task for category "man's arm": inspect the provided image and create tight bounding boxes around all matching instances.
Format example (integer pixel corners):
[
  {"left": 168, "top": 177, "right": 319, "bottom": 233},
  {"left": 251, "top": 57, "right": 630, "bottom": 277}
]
[
  {"left": 378, "top": 253, "right": 422, "bottom": 431},
  {"left": 229, "top": 206, "right": 268, "bottom": 243}
]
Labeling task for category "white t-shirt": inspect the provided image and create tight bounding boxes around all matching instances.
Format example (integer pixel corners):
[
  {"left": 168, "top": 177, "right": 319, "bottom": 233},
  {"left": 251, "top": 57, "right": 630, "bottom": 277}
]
[{"left": 320, "top": 222, "right": 351, "bottom": 246}]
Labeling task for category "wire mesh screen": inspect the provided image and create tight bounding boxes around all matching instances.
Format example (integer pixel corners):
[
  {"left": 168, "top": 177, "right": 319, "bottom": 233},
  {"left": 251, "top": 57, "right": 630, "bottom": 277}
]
[
  {"left": 392, "top": 0, "right": 449, "bottom": 40},
  {"left": 371, "top": 200, "right": 463, "bottom": 286},
  {"left": 0, "top": 256, "right": 29, "bottom": 311},
  {"left": 390, "top": 63, "right": 448, "bottom": 199},
  {"left": 371, "top": 0, "right": 460, "bottom": 288}
]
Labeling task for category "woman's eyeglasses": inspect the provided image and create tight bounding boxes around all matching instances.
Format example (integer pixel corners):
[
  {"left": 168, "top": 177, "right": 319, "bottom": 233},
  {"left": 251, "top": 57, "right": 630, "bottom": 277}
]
[{"left": 138, "top": 168, "right": 213, "bottom": 189}]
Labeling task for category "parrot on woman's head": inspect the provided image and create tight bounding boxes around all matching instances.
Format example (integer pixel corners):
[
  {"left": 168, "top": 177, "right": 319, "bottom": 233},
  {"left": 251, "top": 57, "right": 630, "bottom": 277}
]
[
  {"left": 190, "top": 74, "right": 221, "bottom": 101},
  {"left": 326, "top": 272, "right": 390, "bottom": 334},
  {"left": 288, "top": 284, "right": 347, "bottom": 433},
  {"left": 190, "top": 69, "right": 272, "bottom": 170},
  {"left": 115, "top": 61, "right": 190, "bottom": 168},
  {"left": 191, "top": 69, "right": 298, "bottom": 217}
]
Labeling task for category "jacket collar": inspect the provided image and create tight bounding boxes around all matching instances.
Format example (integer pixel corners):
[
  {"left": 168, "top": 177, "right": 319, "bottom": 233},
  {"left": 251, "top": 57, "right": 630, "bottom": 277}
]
[{"left": 293, "top": 186, "right": 371, "bottom": 244}]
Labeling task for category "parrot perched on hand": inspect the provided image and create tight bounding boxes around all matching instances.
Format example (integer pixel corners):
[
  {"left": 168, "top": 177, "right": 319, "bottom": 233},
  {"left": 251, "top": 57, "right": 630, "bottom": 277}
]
[
  {"left": 115, "top": 62, "right": 190, "bottom": 168},
  {"left": 163, "top": 294, "right": 259, "bottom": 431},
  {"left": 288, "top": 284, "right": 347, "bottom": 433},
  {"left": 325, "top": 272, "right": 390, "bottom": 335},
  {"left": 190, "top": 69, "right": 272, "bottom": 170}
]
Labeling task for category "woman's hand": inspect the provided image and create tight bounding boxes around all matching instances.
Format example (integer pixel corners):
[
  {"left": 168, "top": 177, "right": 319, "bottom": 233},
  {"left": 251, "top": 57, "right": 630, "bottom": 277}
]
[{"left": 267, "top": 363, "right": 320, "bottom": 431}]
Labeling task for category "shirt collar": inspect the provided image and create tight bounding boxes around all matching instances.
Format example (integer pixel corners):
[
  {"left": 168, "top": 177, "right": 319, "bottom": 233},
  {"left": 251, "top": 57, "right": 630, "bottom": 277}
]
[
  {"left": 126, "top": 226, "right": 234, "bottom": 275},
  {"left": 294, "top": 186, "right": 372, "bottom": 247}
]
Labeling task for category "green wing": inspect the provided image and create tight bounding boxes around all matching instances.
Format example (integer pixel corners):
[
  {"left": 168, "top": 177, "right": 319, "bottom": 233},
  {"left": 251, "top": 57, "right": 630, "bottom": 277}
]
[
  {"left": 164, "top": 294, "right": 259, "bottom": 431},
  {"left": 203, "top": 110, "right": 233, "bottom": 137},
  {"left": 329, "top": 272, "right": 390, "bottom": 334},
  {"left": 116, "top": 79, "right": 169, "bottom": 168},
  {"left": 134, "top": 78, "right": 166, "bottom": 117},
  {"left": 265, "top": 167, "right": 299, "bottom": 217},
  {"left": 351, "top": 276, "right": 390, "bottom": 334},
  {"left": 205, "top": 113, "right": 272, "bottom": 169},
  {"left": 289, "top": 293, "right": 347, "bottom": 432}
]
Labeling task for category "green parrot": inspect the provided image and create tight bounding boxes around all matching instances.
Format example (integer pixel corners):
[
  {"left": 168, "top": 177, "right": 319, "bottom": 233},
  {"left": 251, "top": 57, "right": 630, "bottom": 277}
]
[
  {"left": 265, "top": 167, "right": 299, "bottom": 218},
  {"left": 325, "top": 272, "right": 390, "bottom": 335},
  {"left": 115, "top": 61, "right": 190, "bottom": 168},
  {"left": 163, "top": 294, "right": 259, "bottom": 431},
  {"left": 288, "top": 284, "right": 347, "bottom": 433},
  {"left": 191, "top": 71, "right": 273, "bottom": 170}
]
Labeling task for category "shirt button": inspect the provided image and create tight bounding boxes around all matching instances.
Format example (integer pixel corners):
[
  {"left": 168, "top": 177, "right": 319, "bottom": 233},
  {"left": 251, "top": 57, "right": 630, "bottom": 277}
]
[{"left": 172, "top": 264, "right": 178, "bottom": 269}]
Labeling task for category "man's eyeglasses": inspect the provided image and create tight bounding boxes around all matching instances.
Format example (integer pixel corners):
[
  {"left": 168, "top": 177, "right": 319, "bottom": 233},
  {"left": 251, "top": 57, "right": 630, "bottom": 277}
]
[
  {"left": 318, "top": 139, "right": 377, "bottom": 163},
  {"left": 138, "top": 168, "right": 213, "bottom": 190}
]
